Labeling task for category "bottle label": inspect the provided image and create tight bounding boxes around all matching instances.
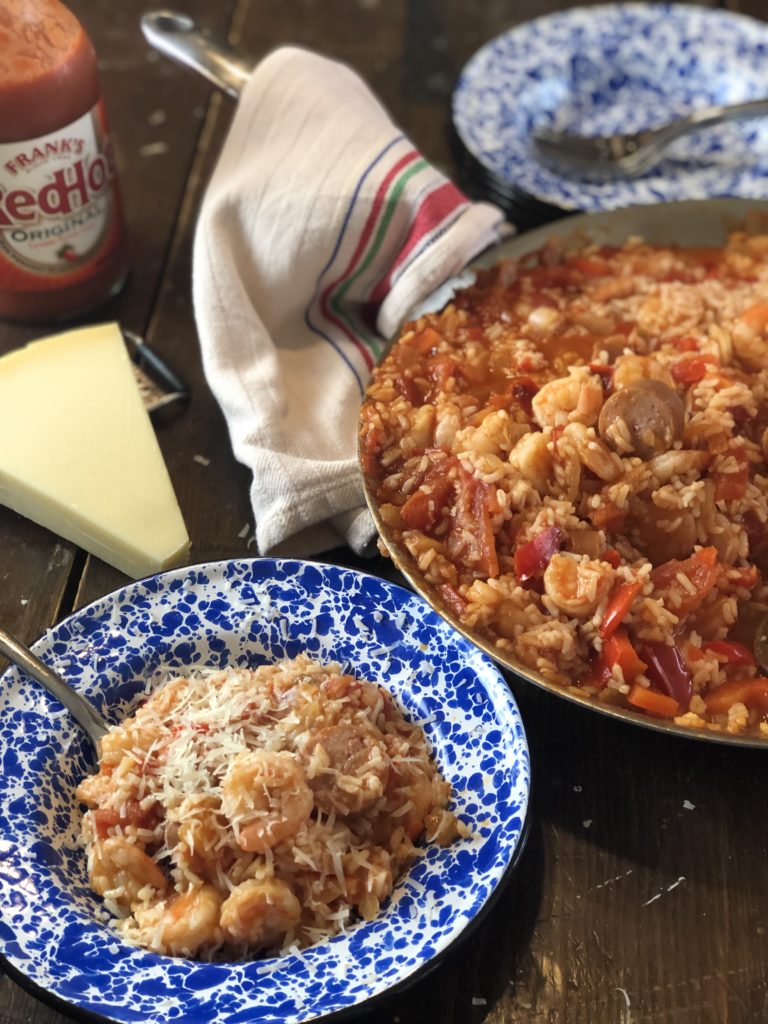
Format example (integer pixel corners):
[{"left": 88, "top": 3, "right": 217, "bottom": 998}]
[{"left": 0, "top": 100, "right": 124, "bottom": 282}]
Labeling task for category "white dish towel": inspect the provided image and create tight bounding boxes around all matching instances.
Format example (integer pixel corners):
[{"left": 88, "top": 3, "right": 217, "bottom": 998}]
[{"left": 193, "top": 46, "right": 508, "bottom": 556}]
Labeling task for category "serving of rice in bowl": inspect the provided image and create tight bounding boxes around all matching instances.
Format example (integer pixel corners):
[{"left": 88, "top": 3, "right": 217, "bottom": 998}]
[
  {"left": 361, "top": 199, "right": 768, "bottom": 744},
  {"left": 0, "top": 559, "right": 529, "bottom": 1024}
]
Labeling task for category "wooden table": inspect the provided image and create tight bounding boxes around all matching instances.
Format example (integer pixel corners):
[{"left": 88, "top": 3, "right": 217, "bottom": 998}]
[{"left": 2, "top": 1, "right": 767, "bottom": 1022}]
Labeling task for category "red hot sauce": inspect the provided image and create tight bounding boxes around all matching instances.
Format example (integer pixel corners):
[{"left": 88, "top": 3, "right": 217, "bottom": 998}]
[{"left": 0, "top": 0, "right": 128, "bottom": 321}]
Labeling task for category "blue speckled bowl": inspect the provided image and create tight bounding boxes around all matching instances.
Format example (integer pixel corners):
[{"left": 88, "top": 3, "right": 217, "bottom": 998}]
[
  {"left": 0, "top": 559, "right": 530, "bottom": 1024},
  {"left": 453, "top": 3, "right": 768, "bottom": 212}
]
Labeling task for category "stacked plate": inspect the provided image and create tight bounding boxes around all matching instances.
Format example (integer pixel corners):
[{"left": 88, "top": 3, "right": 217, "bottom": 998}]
[{"left": 452, "top": 3, "right": 768, "bottom": 227}]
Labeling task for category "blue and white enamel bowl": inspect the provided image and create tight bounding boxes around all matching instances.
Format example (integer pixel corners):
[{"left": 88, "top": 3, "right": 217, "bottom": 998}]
[
  {"left": 0, "top": 559, "right": 530, "bottom": 1024},
  {"left": 453, "top": 3, "right": 768, "bottom": 212}
]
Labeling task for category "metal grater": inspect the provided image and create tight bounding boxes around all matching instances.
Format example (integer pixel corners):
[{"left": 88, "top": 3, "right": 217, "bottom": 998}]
[{"left": 121, "top": 329, "right": 189, "bottom": 414}]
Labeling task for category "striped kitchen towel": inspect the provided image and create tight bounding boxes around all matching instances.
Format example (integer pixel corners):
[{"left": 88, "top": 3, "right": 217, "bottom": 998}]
[{"left": 193, "top": 46, "right": 508, "bottom": 556}]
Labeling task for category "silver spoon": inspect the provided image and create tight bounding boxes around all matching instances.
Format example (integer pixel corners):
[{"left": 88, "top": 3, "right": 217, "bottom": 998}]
[
  {"left": 141, "top": 10, "right": 251, "bottom": 98},
  {"left": 531, "top": 96, "right": 768, "bottom": 179},
  {"left": 0, "top": 626, "right": 109, "bottom": 748}
]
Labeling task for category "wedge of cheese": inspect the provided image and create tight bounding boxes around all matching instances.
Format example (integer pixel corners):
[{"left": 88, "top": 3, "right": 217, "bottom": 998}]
[{"left": 0, "top": 322, "right": 190, "bottom": 579}]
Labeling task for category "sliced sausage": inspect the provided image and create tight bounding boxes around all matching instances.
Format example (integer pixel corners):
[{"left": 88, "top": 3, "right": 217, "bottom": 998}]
[{"left": 597, "top": 379, "right": 684, "bottom": 459}]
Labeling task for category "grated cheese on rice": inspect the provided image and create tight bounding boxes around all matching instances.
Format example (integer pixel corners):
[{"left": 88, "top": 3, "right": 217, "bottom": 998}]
[{"left": 76, "top": 654, "right": 469, "bottom": 959}]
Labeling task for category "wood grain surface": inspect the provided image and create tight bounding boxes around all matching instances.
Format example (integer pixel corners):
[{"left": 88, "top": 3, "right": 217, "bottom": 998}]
[{"left": 1, "top": 2, "right": 766, "bottom": 1023}]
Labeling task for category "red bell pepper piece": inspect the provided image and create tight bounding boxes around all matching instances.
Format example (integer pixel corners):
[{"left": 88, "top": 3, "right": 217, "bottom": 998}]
[
  {"left": 650, "top": 547, "right": 719, "bottom": 619},
  {"left": 710, "top": 445, "right": 750, "bottom": 503},
  {"left": 590, "top": 629, "right": 646, "bottom": 688},
  {"left": 701, "top": 640, "right": 755, "bottom": 666},
  {"left": 599, "top": 580, "right": 643, "bottom": 639},
  {"left": 627, "top": 684, "right": 680, "bottom": 719},
  {"left": 514, "top": 525, "right": 564, "bottom": 586},
  {"left": 637, "top": 640, "right": 693, "bottom": 711},
  {"left": 704, "top": 677, "right": 768, "bottom": 715}
]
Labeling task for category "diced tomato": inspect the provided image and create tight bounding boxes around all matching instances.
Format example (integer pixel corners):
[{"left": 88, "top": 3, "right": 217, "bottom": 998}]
[
  {"left": 603, "top": 548, "right": 621, "bottom": 569},
  {"left": 711, "top": 445, "right": 749, "bottom": 502},
  {"left": 670, "top": 335, "right": 699, "bottom": 353},
  {"left": 399, "top": 452, "right": 455, "bottom": 532},
  {"left": 505, "top": 376, "right": 539, "bottom": 418},
  {"left": 408, "top": 325, "right": 442, "bottom": 354},
  {"left": 488, "top": 376, "right": 538, "bottom": 417},
  {"left": 400, "top": 474, "right": 453, "bottom": 531},
  {"left": 637, "top": 640, "right": 693, "bottom": 710},
  {"left": 514, "top": 525, "right": 564, "bottom": 585},
  {"left": 589, "top": 500, "right": 626, "bottom": 534},
  {"left": 395, "top": 374, "right": 424, "bottom": 405},
  {"left": 93, "top": 799, "right": 159, "bottom": 840},
  {"left": 650, "top": 547, "right": 719, "bottom": 618},
  {"left": 701, "top": 640, "right": 755, "bottom": 666},
  {"left": 704, "top": 677, "right": 768, "bottom": 715},
  {"left": 438, "top": 582, "right": 467, "bottom": 618},
  {"left": 706, "top": 430, "right": 731, "bottom": 456},
  {"left": 626, "top": 684, "right": 680, "bottom": 719},
  {"left": 670, "top": 354, "right": 718, "bottom": 385},
  {"left": 427, "top": 354, "right": 458, "bottom": 391},
  {"left": 599, "top": 580, "right": 643, "bottom": 639},
  {"left": 590, "top": 629, "right": 646, "bottom": 687}
]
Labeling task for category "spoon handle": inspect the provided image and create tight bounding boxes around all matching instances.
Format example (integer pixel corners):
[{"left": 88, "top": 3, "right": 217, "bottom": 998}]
[
  {"left": 0, "top": 626, "right": 109, "bottom": 748},
  {"left": 141, "top": 10, "right": 252, "bottom": 98}
]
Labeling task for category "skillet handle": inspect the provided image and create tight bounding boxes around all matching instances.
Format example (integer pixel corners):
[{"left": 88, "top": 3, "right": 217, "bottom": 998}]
[{"left": 141, "top": 10, "right": 252, "bottom": 98}]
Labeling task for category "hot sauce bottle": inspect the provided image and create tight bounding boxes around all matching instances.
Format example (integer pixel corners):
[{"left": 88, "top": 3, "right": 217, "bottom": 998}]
[{"left": 0, "top": 0, "right": 129, "bottom": 322}]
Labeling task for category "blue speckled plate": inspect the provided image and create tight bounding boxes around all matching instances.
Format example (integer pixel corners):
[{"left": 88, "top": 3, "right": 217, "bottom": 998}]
[
  {"left": 0, "top": 559, "right": 529, "bottom": 1024},
  {"left": 453, "top": 3, "right": 768, "bottom": 212}
]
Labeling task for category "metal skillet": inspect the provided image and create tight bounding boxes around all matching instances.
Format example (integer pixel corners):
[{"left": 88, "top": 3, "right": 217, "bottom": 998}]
[
  {"left": 137, "top": 18, "right": 768, "bottom": 746},
  {"left": 360, "top": 196, "right": 768, "bottom": 750}
]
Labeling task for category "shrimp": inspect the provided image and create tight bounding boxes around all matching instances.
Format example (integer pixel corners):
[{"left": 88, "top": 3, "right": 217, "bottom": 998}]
[
  {"left": 221, "top": 750, "right": 313, "bottom": 853},
  {"left": 132, "top": 884, "right": 222, "bottom": 956},
  {"left": 509, "top": 430, "right": 552, "bottom": 492},
  {"left": 543, "top": 553, "right": 614, "bottom": 617},
  {"left": 564, "top": 422, "right": 623, "bottom": 482},
  {"left": 219, "top": 877, "right": 301, "bottom": 948},
  {"left": 76, "top": 770, "right": 115, "bottom": 808},
  {"left": 612, "top": 354, "right": 674, "bottom": 391},
  {"left": 303, "top": 722, "right": 390, "bottom": 815},
  {"left": 344, "top": 847, "right": 393, "bottom": 921},
  {"left": 455, "top": 408, "right": 516, "bottom": 457},
  {"left": 531, "top": 369, "right": 603, "bottom": 428},
  {"left": 175, "top": 795, "right": 224, "bottom": 878},
  {"left": 732, "top": 302, "right": 768, "bottom": 370},
  {"left": 89, "top": 835, "right": 167, "bottom": 907}
]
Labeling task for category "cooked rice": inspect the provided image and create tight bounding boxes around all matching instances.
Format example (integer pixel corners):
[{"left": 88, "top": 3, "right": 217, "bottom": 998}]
[
  {"left": 77, "top": 655, "right": 467, "bottom": 958},
  {"left": 361, "top": 230, "right": 768, "bottom": 736}
]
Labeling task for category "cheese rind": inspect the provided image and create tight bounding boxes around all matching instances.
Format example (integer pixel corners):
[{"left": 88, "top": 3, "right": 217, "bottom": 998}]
[{"left": 0, "top": 322, "right": 190, "bottom": 579}]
